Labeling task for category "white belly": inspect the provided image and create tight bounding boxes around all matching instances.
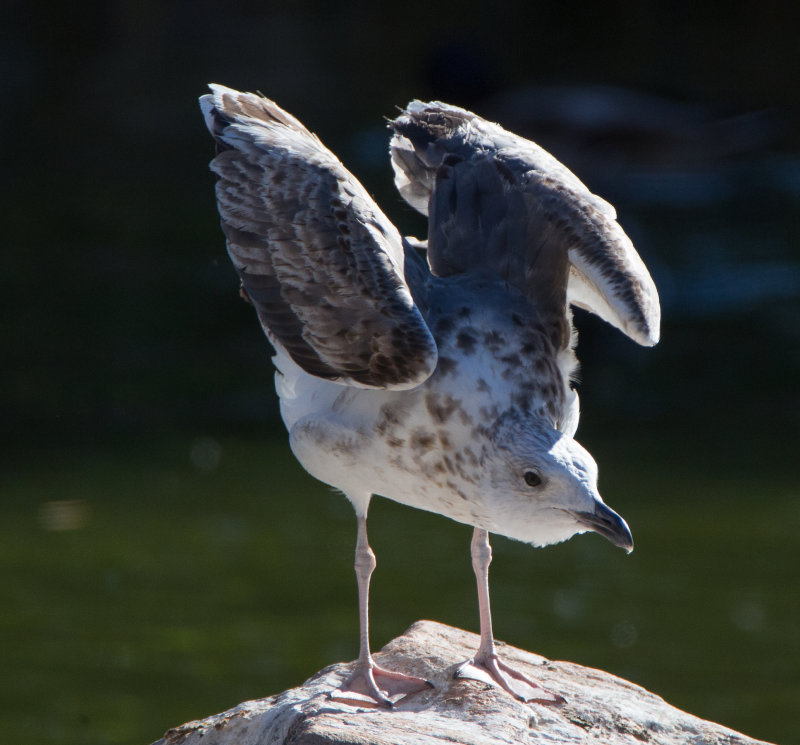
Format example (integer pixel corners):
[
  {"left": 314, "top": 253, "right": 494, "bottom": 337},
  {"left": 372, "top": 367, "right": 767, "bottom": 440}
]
[{"left": 273, "top": 324, "right": 578, "bottom": 533}]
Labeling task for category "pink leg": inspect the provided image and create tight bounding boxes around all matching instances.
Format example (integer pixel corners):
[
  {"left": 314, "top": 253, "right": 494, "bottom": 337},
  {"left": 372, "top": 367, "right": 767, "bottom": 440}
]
[
  {"left": 455, "top": 528, "right": 564, "bottom": 705},
  {"left": 330, "top": 513, "right": 433, "bottom": 708}
]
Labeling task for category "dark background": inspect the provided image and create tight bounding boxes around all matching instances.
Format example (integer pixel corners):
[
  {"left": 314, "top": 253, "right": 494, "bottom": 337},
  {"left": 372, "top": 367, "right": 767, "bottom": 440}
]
[
  {"left": 2, "top": 1, "right": 799, "bottom": 743},
  {"left": 4, "top": 0, "right": 799, "bottom": 447}
]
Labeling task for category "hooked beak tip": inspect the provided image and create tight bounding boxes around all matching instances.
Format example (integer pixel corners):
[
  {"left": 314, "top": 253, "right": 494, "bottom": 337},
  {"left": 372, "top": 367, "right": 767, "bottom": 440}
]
[{"left": 567, "top": 502, "right": 634, "bottom": 553}]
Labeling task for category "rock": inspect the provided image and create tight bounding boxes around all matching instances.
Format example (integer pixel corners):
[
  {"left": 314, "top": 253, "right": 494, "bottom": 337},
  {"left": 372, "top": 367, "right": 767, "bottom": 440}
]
[{"left": 153, "top": 620, "right": 773, "bottom": 745}]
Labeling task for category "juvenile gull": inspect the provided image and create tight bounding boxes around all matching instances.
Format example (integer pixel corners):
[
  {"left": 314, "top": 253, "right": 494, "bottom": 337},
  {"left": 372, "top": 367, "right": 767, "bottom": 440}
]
[{"left": 200, "top": 86, "right": 660, "bottom": 708}]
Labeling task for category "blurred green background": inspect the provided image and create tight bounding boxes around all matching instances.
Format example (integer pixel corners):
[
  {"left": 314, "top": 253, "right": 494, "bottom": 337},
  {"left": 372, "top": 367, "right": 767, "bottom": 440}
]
[{"left": 2, "top": 1, "right": 799, "bottom": 744}]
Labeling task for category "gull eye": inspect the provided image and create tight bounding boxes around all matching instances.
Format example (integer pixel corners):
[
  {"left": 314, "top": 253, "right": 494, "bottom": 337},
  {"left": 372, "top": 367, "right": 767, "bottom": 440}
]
[{"left": 523, "top": 470, "right": 542, "bottom": 487}]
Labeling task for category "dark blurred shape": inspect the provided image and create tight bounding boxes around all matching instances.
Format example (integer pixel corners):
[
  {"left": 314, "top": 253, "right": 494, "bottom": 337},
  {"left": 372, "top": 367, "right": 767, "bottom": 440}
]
[
  {"left": 425, "top": 38, "right": 499, "bottom": 107},
  {"left": 487, "top": 85, "right": 786, "bottom": 197}
]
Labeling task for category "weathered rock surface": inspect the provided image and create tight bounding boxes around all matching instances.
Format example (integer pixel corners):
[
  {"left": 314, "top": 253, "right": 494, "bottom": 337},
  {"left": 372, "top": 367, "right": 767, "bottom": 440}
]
[{"left": 153, "top": 620, "right": 773, "bottom": 745}]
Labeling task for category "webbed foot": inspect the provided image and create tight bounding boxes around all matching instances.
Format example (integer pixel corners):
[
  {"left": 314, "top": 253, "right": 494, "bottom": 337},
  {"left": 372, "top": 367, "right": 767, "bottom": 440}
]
[
  {"left": 331, "top": 661, "right": 433, "bottom": 708},
  {"left": 455, "top": 655, "right": 564, "bottom": 705}
]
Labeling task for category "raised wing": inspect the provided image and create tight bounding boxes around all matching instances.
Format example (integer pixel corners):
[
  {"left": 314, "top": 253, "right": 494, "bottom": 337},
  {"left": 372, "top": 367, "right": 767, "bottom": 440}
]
[
  {"left": 389, "top": 101, "right": 660, "bottom": 347},
  {"left": 200, "top": 85, "right": 437, "bottom": 389}
]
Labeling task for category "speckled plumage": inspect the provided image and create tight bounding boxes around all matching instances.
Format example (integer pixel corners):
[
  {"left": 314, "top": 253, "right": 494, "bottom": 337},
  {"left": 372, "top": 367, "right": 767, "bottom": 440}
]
[
  {"left": 200, "top": 86, "right": 660, "bottom": 706},
  {"left": 203, "top": 85, "right": 437, "bottom": 390}
]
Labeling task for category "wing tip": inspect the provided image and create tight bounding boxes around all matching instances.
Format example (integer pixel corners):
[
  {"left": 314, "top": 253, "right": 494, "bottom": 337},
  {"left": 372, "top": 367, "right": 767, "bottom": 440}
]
[
  {"left": 388, "top": 99, "right": 477, "bottom": 215},
  {"left": 200, "top": 83, "right": 313, "bottom": 141},
  {"left": 632, "top": 324, "right": 660, "bottom": 347},
  {"left": 199, "top": 83, "right": 240, "bottom": 142},
  {"left": 628, "top": 302, "right": 661, "bottom": 347},
  {"left": 199, "top": 82, "right": 239, "bottom": 113},
  {"left": 389, "top": 99, "right": 475, "bottom": 142}
]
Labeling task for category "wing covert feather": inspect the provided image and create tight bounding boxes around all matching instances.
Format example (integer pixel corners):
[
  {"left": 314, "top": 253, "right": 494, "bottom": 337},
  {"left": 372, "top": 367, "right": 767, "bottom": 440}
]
[
  {"left": 389, "top": 101, "right": 660, "bottom": 346},
  {"left": 201, "top": 85, "right": 437, "bottom": 388}
]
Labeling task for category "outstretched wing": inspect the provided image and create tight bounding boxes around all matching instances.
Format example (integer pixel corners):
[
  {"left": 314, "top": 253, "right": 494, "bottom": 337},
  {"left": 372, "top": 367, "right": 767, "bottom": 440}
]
[
  {"left": 389, "top": 101, "right": 660, "bottom": 347},
  {"left": 200, "top": 85, "right": 437, "bottom": 389}
]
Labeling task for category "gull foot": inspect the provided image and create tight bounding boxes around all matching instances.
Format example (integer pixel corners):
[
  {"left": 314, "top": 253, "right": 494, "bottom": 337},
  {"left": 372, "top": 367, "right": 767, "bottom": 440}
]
[
  {"left": 331, "top": 662, "right": 434, "bottom": 708},
  {"left": 455, "top": 655, "right": 565, "bottom": 705}
]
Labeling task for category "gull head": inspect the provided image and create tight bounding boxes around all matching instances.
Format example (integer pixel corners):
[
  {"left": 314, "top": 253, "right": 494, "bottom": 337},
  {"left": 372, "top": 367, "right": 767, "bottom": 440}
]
[{"left": 480, "top": 415, "right": 633, "bottom": 552}]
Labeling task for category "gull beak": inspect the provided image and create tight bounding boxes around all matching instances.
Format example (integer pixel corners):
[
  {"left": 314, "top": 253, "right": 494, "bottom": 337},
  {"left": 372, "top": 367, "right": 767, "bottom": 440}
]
[{"left": 567, "top": 502, "right": 634, "bottom": 554}]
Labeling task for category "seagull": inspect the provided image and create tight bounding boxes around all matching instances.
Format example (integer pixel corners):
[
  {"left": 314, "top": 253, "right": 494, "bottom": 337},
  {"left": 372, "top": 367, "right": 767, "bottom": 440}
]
[{"left": 199, "top": 85, "right": 660, "bottom": 708}]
